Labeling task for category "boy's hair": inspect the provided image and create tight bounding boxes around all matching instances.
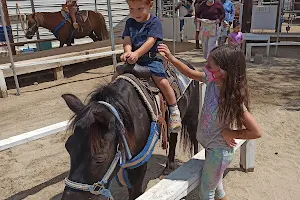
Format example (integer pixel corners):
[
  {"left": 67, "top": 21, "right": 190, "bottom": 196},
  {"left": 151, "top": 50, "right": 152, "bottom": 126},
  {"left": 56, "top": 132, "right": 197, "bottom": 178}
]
[
  {"left": 127, "top": 0, "right": 153, "bottom": 4},
  {"left": 187, "top": 0, "right": 193, "bottom": 4},
  {"left": 233, "top": 20, "right": 240, "bottom": 29},
  {"left": 210, "top": 45, "right": 249, "bottom": 129}
]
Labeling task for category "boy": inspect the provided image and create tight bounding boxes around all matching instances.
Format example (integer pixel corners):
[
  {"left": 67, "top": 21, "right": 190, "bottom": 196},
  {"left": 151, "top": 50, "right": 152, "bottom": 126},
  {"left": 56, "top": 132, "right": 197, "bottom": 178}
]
[
  {"left": 66, "top": 0, "right": 79, "bottom": 29},
  {"left": 113, "top": 0, "right": 182, "bottom": 132}
]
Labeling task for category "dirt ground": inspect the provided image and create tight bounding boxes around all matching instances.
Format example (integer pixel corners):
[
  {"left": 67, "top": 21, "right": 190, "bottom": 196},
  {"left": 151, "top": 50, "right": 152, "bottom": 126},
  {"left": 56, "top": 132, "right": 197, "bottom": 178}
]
[{"left": 0, "top": 44, "right": 299, "bottom": 200}]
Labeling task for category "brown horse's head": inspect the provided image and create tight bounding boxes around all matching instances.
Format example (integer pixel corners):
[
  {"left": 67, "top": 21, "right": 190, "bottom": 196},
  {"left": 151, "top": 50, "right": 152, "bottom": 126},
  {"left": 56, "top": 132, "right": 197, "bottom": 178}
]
[
  {"left": 25, "top": 14, "right": 39, "bottom": 39},
  {"left": 61, "top": 88, "right": 134, "bottom": 199}
]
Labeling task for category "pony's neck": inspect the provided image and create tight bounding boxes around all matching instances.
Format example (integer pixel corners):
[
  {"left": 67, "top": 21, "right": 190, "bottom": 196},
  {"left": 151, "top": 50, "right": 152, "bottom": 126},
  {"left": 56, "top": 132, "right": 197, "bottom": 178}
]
[{"left": 36, "top": 12, "right": 62, "bottom": 32}]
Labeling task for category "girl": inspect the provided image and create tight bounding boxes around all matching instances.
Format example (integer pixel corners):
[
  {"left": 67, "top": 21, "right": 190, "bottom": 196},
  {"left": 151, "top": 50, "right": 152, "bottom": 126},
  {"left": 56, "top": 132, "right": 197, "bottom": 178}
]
[
  {"left": 158, "top": 44, "right": 262, "bottom": 200},
  {"left": 112, "top": 0, "right": 181, "bottom": 133},
  {"left": 228, "top": 20, "right": 244, "bottom": 49}
]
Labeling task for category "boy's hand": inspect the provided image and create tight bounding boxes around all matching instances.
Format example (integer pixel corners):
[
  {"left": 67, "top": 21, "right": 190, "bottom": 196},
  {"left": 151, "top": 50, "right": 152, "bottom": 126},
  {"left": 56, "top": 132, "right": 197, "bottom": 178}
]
[
  {"left": 121, "top": 52, "right": 131, "bottom": 62},
  {"left": 127, "top": 52, "right": 139, "bottom": 64},
  {"left": 158, "top": 44, "right": 174, "bottom": 61},
  {"left": 222, "top": 128, "right": 237, "bottom": 147}
]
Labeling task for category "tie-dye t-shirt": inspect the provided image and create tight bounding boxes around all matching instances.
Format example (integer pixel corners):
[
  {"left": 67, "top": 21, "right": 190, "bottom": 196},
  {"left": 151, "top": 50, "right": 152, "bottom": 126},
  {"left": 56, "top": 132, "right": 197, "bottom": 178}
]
[{"left": 197, "top": 74, "right": 231, "bottom": 150}]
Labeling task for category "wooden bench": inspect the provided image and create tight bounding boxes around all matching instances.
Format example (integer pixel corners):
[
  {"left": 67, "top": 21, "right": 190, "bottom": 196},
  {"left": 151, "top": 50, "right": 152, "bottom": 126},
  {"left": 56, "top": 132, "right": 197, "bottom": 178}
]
[
  {"left": 245, "top": 42, "right": 300, "bottom": 61},
  {"left": 137, "top": 139, "right": 254, "bottom": 200},
  {"left": 0, "top": 46, "right": 123, "bottom": 98}
]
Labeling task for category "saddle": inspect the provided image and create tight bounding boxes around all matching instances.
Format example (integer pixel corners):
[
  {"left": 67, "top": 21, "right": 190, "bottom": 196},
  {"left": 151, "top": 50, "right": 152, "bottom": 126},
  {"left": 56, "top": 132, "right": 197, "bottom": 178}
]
[
  {"left": 75, "top": 10, "right": 89, "bottom": 25},
  {"left": 115, "top": 59, "right": 193, "bottom": 149}
]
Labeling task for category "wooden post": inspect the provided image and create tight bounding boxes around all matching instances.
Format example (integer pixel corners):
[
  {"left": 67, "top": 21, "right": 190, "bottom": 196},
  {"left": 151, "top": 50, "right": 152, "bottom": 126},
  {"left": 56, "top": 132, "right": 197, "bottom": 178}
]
[
  {"left": 53, "top": 66, "right": 64, "bottom": 80},
  {"left": 240, "top": 140, "right": 256, "bottom": 172},
  {"left": 0, "top": 70, "right": 8, "bottom": 98},
  {"left": 241, "top": 0, "right": 253, "bottom": 33},
  {"left": 1, "top": 0, "right": 16, "bottom": 55}
]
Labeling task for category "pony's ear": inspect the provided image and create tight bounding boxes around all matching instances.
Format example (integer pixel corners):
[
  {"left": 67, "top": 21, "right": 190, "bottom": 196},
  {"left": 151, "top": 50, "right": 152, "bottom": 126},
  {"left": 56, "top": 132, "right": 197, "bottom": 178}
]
[{"left": 62, "top": 94, "right": 85, "bottom": 114}]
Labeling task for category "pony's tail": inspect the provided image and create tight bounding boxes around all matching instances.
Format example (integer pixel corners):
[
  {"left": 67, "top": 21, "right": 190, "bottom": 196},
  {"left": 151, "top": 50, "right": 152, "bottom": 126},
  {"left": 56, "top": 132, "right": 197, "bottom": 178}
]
[{"left": 180, "top": 117, "right": 193, "bottom": 155}]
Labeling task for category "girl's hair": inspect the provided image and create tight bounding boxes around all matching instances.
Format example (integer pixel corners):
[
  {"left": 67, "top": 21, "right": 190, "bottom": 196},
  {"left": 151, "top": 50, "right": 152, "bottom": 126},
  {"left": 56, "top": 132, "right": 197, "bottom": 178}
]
[
  {"left": 233, "top": 20, "right": 240, "bottom": 29},
  {"left": 210, "top": 45, "right": 249, "bottom": 129}
]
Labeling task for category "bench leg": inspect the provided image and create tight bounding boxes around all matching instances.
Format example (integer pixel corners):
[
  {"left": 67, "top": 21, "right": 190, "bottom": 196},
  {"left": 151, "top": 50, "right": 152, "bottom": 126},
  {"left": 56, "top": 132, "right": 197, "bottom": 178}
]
[
  {"left": 266, "top": 39, "right": 270, "bottom": 57},
  {"left": 240, "top": 140, "right": 256, "bottom": 172},
  {"left": 0, "top": 70, "right": 8, "bottom": 98},
  {"left": 246, "top": 45, "right": 252, "bottom": 61},
  {"left": 53, "top": 66, "right": 64, "bottom": 80}
]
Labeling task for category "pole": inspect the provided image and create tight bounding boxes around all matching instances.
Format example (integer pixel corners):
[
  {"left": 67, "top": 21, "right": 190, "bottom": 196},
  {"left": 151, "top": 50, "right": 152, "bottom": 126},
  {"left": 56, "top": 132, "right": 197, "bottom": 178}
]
[
  {"left": 172, "top": 0, "right": 176, "bottom": 54},
  {"left": 15, "top": 5, "right": 18, "bottom": 42},
  {"left": 275, "top": 0, "right": 282, "bottom": 56},
  {"left": 0, "top": 1, "right": 20, "bottom": 95},
  {"left": 107, "top": 0, "right": 117, "bottom": 70},
  {"left": 30, "top": 0, "right": 40, "bottom": 51},
  {"left": 94, "top": 0, "right": 97, "bottom": 12},
  {"left": 1, "top": 0, "right": 16, "bottom": 55}
]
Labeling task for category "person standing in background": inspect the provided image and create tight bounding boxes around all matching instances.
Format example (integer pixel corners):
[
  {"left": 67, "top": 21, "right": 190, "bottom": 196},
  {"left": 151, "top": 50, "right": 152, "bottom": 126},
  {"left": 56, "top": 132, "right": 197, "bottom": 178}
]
[
  {"left": 195, "top": 0, "right": 225, "bottom": 59},
  {"left": 194, "top": 0, "right": 205, "bottom": 49},
  {"left": 220, "top": 0, "right": 235, "bottom": 26},
  {"left": 175, "top": 0, "right": 194, "bottom": 42}
]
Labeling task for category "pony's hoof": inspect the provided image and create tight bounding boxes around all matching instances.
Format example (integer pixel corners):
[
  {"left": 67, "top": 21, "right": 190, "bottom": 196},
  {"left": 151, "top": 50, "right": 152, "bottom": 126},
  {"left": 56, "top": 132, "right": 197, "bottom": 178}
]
[{"left": 161, "top": 162, "right": 176, "bottom": 177}]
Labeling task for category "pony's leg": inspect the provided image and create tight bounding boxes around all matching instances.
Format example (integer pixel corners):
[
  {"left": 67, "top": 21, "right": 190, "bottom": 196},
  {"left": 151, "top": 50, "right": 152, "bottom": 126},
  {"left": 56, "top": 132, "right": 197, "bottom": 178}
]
[
  {"left": 127, "top": 164, "right": 147, "bottom": 200},
  {"left": 89, "top": 32, "right": 98, "bottom": 42},
  {"left": 186, "top": 116, "right": 199, "bottom": 155},
  {"left": 162, "top": 132, "right": 178, "bottom": 175}
]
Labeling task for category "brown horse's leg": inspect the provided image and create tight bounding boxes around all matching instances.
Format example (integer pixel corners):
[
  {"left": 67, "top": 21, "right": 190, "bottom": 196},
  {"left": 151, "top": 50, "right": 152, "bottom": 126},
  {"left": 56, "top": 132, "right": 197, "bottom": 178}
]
[
  {"left": 127, "top": 164, "right": 147, "bottom": 200},
  {"left": 89, "top": 32, "right": 98, "bottom": 42},
  {"left": 59, "top": 41, "right": 64, "bottom": 48}
]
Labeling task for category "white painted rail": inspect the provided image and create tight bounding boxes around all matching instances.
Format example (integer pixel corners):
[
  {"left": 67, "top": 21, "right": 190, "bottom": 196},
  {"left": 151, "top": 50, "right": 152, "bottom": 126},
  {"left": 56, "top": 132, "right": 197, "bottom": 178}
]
[{"left": 0, "top": 121, "right": 69, "bottom": 151}]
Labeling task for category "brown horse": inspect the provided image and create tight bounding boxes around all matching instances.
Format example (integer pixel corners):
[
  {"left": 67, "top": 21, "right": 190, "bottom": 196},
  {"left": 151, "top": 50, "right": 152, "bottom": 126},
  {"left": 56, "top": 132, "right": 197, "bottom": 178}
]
[{"left": 25, "top": 11, "right": 109, "bottom": 47}]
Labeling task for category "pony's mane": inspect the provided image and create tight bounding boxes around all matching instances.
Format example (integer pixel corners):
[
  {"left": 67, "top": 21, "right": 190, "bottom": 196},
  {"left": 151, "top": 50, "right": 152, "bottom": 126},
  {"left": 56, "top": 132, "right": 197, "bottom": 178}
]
[{"left": 69, "top": 80, "right": 134, "bottom": 152}]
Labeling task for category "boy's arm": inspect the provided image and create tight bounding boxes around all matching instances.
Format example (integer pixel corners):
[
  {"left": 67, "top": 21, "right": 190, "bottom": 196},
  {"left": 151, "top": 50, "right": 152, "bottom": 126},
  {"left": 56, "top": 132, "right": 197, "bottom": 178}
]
[
  {"left": 123, "top": 36, "right": 132, "bottom": 53},
  {"left": 134, "top": 37, "right": 156, "bottom": 58}
]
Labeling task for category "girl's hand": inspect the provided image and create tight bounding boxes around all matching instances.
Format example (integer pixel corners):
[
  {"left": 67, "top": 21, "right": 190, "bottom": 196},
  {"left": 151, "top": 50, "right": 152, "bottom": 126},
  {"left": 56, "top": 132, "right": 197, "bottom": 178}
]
[
  {"left": 120, "top": 52, "right": 131, "bottom": 62},
  {"left": 158, "top": 44, "right": 174, "bottom": 61},
  {"left": 222, "top": 128, "right": 237, "bottom": 147}
]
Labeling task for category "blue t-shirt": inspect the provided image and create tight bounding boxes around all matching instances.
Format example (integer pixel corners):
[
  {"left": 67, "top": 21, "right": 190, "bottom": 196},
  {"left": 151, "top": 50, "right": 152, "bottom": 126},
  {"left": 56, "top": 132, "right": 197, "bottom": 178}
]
[{"left": 122, "top": 15, "right": 163, "bottom": 53}]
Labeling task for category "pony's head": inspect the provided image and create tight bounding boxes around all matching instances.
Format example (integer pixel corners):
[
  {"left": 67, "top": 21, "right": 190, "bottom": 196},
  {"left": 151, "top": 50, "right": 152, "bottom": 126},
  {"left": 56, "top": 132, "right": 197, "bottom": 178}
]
[
  {"left": 25, "top": 14, "right": 39, "bottom": 39},
  {"left": 61, "top": 83, "right": 134, "bottom": 200}
]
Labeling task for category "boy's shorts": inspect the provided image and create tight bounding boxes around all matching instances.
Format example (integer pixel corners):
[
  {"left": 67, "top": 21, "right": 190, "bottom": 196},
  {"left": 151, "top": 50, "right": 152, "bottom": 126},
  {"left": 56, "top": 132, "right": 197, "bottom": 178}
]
[{"left": 138, "top": 55, "right": 166, "bottom": 77}]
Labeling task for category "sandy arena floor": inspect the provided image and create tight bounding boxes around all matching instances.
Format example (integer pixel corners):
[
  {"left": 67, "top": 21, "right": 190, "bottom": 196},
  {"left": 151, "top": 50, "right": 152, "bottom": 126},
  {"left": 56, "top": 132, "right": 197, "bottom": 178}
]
[{"left": 0, "top": 44, "right": 299, "bottom": 200}]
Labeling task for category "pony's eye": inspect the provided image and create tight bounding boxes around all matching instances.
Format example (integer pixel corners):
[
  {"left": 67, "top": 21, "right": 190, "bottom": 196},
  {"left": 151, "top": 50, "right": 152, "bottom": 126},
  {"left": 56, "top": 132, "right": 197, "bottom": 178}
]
[{"left": 93, "top": 155, "right": 106, "bottom": 164}]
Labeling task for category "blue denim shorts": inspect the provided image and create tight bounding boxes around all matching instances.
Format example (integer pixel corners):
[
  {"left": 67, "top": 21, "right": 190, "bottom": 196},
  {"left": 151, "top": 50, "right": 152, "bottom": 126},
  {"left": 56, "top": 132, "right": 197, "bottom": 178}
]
[{"left": 137, "top": 56, "right": 166, "bottom": 77}]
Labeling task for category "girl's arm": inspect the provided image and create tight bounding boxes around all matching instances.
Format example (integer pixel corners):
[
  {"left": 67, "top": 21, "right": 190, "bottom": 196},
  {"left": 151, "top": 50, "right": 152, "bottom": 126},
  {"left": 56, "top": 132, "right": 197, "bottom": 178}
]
[
  {"left": 222, "top": 111, "right": 262, "bottom": 140},
  {"left": 158, "top": 44, "right": 204, "bottom": 82}
]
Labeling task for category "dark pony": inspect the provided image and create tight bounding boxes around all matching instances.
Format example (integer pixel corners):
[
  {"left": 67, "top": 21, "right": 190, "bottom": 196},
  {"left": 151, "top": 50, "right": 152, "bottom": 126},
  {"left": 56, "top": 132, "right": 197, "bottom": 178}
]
[{"left": 61, "top": 60, "right": 200, "bottom": 200}]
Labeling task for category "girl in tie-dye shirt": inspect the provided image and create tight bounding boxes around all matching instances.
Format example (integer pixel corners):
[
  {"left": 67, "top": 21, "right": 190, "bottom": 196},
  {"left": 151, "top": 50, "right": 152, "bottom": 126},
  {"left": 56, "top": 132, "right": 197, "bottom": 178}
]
[{"left": 158, "top": 44, "right": 262, "bottom": 200}]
